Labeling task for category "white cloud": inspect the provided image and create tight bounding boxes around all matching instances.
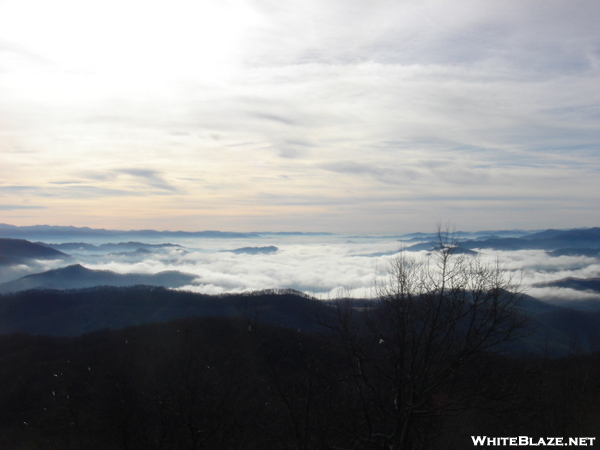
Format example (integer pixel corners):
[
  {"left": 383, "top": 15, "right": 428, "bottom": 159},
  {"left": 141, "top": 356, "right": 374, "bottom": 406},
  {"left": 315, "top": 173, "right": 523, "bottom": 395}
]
[
  {"left": 527, "top": 286, "right": 600, "bottom": 303},
  {"left": 0, "top": 0, "right": 599, "bottom": 231},
  {"left": 0, "top": 259, "right": 68, "bottom": 283},
  {"left": 65, "top": 236, "right": 398, "bottom": 297},
  {"left": 2, "top": 233, "right": 599, "bottom": 307},
  {"left": 31, "top": 235, "right": 596, "bottom": 304},
  {"left": 473, "top": 249, "right": 600, "bottom": 302}
]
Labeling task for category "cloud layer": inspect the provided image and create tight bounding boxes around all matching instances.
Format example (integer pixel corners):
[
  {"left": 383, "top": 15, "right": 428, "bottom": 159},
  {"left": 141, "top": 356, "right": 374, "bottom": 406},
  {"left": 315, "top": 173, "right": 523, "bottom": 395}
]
[{"left": 22, "top": 235, "right": 595, "bottom": 304}]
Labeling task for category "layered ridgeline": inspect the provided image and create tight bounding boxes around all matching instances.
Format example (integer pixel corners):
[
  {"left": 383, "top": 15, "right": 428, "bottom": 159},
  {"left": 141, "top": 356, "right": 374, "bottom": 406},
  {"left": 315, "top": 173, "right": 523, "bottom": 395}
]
[
  {"left": 0, "top": 264, "right": 200, "bottom": 293},
  {"left": 0, "top": 238, "right": 277, "bottom": 293},
  {"left": 1, "top": 227, "right": 600, "bottom": 355},
  {"left": 535, "top": 277, "right": 600, "bottom": 293},
  {"left": 0, "top": 238, "right": 70, "bottom": 266},
  {"left": 0, "top": 238, "right": 200, "bottom": 292},
  {"left": 0, "top": 223, "right": 330, "bottom": 240},
  {"left": 0, "top": 287, "right": 320, "bottom": 337},
  {"left": 0, "top": 285, "right": 600, "bottom": 356},
  {"left": 406, "top": 227, "right": 600, "bottom": 253}
]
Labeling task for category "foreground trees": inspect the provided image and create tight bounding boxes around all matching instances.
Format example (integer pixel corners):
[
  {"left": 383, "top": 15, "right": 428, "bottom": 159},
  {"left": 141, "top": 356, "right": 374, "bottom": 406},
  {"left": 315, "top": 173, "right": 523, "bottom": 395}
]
[
  {"left": 319, "top": 227, "right": 526, "bottom": 449},
  {"left": 2, "top": 317, "right": 600, "bottom": 449}
]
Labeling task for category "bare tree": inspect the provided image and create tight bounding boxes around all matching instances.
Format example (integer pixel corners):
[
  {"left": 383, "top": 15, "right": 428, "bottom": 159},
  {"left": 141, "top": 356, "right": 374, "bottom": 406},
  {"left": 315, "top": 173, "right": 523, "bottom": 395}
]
[{"left": 320, "top": 225, "right": 526, "bottom": 450}]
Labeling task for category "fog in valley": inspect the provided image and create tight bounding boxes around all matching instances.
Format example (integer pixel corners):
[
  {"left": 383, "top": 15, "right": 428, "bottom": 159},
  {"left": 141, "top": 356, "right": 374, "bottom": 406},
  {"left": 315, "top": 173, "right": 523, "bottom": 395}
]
[{"left": 3, "top": 229, "right": 599, "bottom": 306}]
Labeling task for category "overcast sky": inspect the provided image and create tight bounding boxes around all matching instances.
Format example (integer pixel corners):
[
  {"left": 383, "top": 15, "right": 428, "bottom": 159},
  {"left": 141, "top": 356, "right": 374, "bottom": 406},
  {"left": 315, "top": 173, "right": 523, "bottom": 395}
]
[{"left": 1, "top": 0, "right": 599, "bottom": 233}]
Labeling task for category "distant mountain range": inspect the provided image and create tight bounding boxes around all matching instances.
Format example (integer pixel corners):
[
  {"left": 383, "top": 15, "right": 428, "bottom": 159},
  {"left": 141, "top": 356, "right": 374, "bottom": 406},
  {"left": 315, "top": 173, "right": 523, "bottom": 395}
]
[
  {"left": 0, "top": 264, "right": 200, "bottom": 294},
  {"left": 0, "top": 223, "right": 331, "bottom": 240},
  {"left": 222, "top": 246, "right": 279, "bottom": 255},
  {"left": 548, "top": 248, "right": 600, "bottom": 257},
  {"left": 407, "top": 228, "right": 600, "bottom": 252},
  {"left": 43, "top": 241, "right": 183, "bottom": 253},
  {"left": 0, "top": 223, "right": 260, "bottom": 239},
  {"left": 535, "top": 277, "right": 600, "bottom": 294},
  {"left": 3, "top": 227, "right": 600, "bottom": 352},
  {"left": 2, "top": 223, "right": 599, "bottom": 251}
]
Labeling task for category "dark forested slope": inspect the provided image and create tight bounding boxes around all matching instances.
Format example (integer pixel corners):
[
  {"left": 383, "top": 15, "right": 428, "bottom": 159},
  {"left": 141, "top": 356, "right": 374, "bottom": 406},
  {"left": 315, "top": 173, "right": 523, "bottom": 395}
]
[
  {"left": 0, "top": 238, "right": 69, "bottom": 266},
  {"left": 0, "top": 286, "right": 599, "bottom": 356},
  {"left": 1, "top": 315, "right": 599, "bottom": 450},
  {"left": 0, "top": 286, "right": 326, "bottom": 336}
]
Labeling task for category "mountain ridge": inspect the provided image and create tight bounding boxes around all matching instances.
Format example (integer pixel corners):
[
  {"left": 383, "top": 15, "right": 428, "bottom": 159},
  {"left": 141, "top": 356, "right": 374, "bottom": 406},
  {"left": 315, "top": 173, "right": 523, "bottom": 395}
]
[
  {"left": 0, "top": 238, "right": 69, "bottom": 266},
  {"left": 0, "top": 264, "right": 200, "bottom": 293},
  {"left": 406, "top": 228, "right": 600, "bottom": 252},
  {"left": 0, "top": 223, "right": 333, "bottom": 240},
  {"left": 0, "top": 286, "right": 598, "bottom": 356}
]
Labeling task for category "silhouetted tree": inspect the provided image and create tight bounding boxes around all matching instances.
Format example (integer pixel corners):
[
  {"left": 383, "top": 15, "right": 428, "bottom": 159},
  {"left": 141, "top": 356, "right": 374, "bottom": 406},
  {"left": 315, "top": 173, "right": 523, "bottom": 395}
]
[{"left": 319, "top": 225, "right": 526, "bottom": 449}]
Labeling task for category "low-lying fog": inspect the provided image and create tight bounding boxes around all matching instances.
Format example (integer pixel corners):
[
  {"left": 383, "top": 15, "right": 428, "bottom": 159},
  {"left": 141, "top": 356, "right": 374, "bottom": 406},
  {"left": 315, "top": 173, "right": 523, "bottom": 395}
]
[{"left": 7, "top": 234, "right": 600, "bottom": 304}]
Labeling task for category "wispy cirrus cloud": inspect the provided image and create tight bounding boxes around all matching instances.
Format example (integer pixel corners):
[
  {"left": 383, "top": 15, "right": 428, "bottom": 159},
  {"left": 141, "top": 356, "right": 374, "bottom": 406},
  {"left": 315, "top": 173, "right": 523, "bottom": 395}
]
[
  {"left": 115, "top": 169, "right": 180, "bottom": 193},
  {"left": 320, "top": 161, "right": 421, "bottom": 185},
  {"left": 74, "top": 169, "right": 180, "bottom": 194},
  {"left": 0, "top": 204, "right": 45, "bottom": 210}
]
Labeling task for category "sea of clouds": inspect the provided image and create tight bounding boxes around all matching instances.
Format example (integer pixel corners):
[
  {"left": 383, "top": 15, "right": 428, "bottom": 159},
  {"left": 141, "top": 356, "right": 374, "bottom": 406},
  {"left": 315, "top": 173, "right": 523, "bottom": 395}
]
[{"left": 9, "top": 234, "right": 597, "bottom": 304}]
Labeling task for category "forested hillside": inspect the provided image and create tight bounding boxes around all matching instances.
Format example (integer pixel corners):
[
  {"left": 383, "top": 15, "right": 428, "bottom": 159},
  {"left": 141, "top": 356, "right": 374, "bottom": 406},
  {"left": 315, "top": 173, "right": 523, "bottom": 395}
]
[{"left": 1, "top": 316, "right": 599, "bottom": 449}]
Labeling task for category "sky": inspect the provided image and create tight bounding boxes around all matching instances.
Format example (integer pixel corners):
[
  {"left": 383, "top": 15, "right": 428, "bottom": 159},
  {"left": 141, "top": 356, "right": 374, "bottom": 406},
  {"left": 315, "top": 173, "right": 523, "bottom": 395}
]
[{"left": 1, "top": 0, "right": 599, "bottom": 233}]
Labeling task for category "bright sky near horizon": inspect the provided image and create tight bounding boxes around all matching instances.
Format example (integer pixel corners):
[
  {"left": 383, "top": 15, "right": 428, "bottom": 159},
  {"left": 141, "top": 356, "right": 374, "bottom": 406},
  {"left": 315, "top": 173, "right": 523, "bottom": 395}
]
[{"left": 1, "top": 0, "right": 599, "bottom": 233}]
